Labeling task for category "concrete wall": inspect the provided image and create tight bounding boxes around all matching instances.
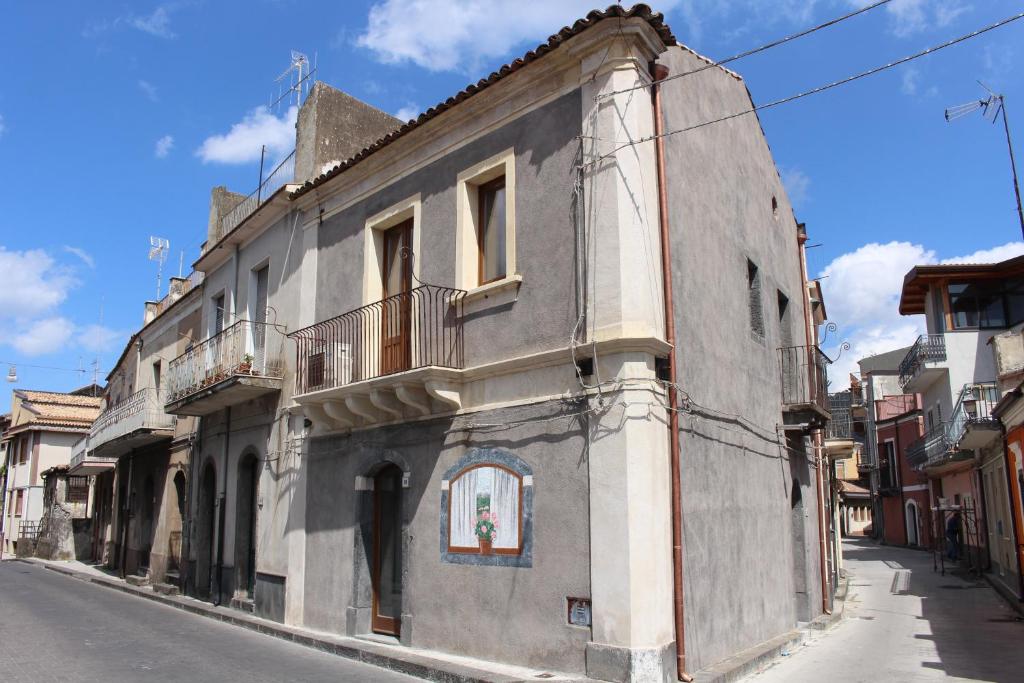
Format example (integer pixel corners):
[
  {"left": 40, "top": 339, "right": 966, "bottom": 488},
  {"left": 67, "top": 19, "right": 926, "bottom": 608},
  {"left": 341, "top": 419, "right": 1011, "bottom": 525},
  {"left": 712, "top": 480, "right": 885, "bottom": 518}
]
[
  {"left": 303, "top": 401, "right": 591, "bottom": 674},
  {"left": 656, "top": 46, "right": 823, "bottom": 670}
]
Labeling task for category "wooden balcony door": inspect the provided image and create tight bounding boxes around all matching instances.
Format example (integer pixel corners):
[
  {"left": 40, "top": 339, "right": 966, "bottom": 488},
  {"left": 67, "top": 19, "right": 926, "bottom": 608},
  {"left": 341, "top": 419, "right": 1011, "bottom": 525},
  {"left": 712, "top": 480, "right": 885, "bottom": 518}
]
[
  {"left": 372, "top": 465, "right": 404, "bottom": 636},
  {"left": 381, "top": 221, "right": 412, "bottom": 375}
]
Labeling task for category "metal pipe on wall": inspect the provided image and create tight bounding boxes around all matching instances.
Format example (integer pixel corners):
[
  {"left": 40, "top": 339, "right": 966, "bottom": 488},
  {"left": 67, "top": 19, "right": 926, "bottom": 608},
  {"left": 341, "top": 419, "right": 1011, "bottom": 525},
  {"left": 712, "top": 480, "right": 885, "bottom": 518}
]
[{"left": 650, "top": 61, "right": 692, "bottom": 683}]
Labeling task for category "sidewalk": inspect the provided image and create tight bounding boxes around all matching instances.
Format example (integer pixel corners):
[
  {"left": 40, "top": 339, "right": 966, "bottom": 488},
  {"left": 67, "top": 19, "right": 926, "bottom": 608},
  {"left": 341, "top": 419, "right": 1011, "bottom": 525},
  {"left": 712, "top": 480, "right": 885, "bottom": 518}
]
[
  {"left": 743, "top": 538, "right": 1024, "bottom": 682},
  {"left": 12, "top": 557, "right": 595, "bottom": 683}
]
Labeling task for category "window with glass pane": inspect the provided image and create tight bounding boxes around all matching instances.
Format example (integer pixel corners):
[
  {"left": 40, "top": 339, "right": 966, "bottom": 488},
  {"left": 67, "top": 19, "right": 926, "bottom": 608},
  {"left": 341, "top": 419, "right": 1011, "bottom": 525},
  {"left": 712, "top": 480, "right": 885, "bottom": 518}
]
[
  {"left": 949, "top": 280, "right": 1023, "bottom": 329},
  {"left": 478, "top": 177, "right": 507, "bottom": 284}
]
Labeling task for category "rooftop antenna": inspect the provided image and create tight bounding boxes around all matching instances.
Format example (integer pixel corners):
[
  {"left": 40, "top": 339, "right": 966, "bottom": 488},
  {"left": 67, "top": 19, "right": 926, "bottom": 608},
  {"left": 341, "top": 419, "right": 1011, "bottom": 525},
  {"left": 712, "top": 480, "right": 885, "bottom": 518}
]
[
  {"left": 945, "top": 82, "right": 1024, "bottom": 239},
  {"left": 271, "top": 50, "right": 315, "bottom": 112},
  {"left": 148, "top": 236, "right": 170, "bottom": 299},
  {"left": 178, "top": 249, "right": 184, "bottom": 278}
]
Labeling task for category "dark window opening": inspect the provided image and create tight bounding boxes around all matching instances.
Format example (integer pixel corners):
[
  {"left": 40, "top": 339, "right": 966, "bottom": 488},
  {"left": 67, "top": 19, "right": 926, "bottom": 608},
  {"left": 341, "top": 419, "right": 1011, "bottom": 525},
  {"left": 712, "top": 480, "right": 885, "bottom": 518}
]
[
  {"left": 747, "top": 259, "right": 764, "bottom": 338},
  {"left": 948, "top": 279, "right": 1024, "bottom": 330}
]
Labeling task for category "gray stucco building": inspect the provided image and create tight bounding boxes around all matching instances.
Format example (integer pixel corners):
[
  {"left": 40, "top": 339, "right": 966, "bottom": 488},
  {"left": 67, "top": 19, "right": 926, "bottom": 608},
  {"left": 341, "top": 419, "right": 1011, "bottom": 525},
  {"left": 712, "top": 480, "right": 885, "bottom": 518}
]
[{"left": 147, "top": 5, "right": 835, "bottom": 682}]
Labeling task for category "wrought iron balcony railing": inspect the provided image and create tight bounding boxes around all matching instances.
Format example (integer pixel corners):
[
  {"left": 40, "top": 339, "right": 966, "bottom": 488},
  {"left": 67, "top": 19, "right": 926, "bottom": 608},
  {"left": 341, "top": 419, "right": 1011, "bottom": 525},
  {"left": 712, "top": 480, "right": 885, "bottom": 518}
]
[
  {"left": 290, "top": 284, "right": 466, "bottom": 396},
  {"left": 898, "top": 334, "right": 946, "bottom": 390},
  {"left": 90, "top": 387, "right": 175, "bottom": 450},
  {"left": 166, "top": 320, "right": 286, "bottom": 403},
  {"left": 779, "top": 345, "right": 831, "bottom": 415},
  {"left": 948, "top": 382, "right": 999, "bottom": 447},
  {"left": 205, "top": 150, "right": 295, "bottom": 252},
  {"left": 906, "top": 422, "right": 952, "bottom": 469}
]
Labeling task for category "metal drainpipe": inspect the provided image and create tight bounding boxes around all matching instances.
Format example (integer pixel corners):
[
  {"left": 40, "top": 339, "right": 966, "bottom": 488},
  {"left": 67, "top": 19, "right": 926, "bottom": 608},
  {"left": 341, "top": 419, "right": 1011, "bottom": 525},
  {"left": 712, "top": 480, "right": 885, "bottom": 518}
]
[
  {"left": 649, "top": 61, "right": 692, "bottom": 683},
  {"left": 796, "top": 225, "right": 831, "bottom": 615},
  {"left": 119, "top": 451, "right": 135, "bottom": 579},
  {"left": 214, "top": 407, "right": 230, "bottom": 606},
  {"left": 999, "top": 425, "right": 1024, "bottom": 601}
]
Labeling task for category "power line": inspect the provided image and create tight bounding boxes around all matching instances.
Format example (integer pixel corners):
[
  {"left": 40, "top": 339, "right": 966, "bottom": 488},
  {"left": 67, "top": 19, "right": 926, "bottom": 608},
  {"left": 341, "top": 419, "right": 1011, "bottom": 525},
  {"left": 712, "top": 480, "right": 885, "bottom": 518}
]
[
  {"left": 598, "top": 0, "right": 895, "bottom": 100},
  {"left": 587, "top": 12, "right": 1024, "bottom": 167},
  {"left": 0, "top": 360, "right": 109, "bottom": 376}
]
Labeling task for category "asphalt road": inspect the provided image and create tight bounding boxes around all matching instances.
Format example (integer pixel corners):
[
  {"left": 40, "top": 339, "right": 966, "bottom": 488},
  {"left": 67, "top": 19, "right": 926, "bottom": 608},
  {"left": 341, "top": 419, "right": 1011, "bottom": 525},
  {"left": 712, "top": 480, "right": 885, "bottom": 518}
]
[
  {"left": 746, "top": 538, "right": 1024, "bottom": 683},
  {"left": 0, "top": 561, "right": 417, "bottom": 682}
]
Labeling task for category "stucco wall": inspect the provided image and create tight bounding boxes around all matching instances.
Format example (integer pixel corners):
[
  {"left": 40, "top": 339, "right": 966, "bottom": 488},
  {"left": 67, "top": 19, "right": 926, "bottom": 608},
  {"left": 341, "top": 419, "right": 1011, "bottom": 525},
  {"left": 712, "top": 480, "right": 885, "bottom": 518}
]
[
  {"left": 314, "top": 90, "right": 582, "bottom": 368},
  {"left": 656, "top": 46, "right": 822, "bottom": 670},
  {"left": 302, "top": 400, "right": 591, "bottom": 674}
]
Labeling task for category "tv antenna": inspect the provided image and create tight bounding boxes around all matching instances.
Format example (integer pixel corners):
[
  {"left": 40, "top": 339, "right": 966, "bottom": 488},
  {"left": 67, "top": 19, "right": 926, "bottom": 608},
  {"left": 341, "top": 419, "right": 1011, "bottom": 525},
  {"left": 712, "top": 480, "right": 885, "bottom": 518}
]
[
  {"left": 148, "top": 236, "right": 170, "bottom": 299},
  {"left": 945, "top": 82, "right": 1024, "bottom": 239},
  {"left": 271, "top": 50, "right": 317, "bottom": 111}
]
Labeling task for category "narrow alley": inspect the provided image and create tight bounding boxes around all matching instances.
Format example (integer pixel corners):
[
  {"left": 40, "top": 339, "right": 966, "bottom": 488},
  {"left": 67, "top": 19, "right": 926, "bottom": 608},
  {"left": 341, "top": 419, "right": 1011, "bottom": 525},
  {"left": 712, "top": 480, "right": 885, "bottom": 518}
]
[{"left": 748, "top": 539, "right": 1024, "bottom": 683}]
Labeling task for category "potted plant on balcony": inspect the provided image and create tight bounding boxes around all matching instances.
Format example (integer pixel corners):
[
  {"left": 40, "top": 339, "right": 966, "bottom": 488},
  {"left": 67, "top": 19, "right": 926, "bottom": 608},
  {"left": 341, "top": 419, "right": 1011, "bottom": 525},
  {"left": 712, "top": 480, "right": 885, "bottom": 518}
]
[
  {"left": 474, "top": 512, "right": 498, "bottom": 555},
  {"left": 238, "top": 353, "right": 254, "bottom": 375}
]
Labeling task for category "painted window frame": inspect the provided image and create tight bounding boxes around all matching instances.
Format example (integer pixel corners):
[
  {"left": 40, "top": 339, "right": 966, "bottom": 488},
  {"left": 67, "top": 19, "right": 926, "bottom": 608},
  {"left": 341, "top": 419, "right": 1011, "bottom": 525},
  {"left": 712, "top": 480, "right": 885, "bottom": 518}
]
[
  {"left": 439, "top": 447, "right": 533, "bottom": 568},
  {"left": 446, "top": 462, "right": 525, "bottom": 556}
]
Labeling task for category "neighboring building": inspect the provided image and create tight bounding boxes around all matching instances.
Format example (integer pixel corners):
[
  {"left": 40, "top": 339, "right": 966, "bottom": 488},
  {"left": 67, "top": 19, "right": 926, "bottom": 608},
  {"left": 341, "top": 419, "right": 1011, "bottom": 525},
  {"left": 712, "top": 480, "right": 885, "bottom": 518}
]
[
  {"left": 33, "top": 465, "right": 91, "bottom": 560},
  {"left": 898, "top": 256, "right": 1022, "bottom": 575},
  {"left": 70, "top": 271, "right": 203, "bottom": 586},
  {"left": 0, "top": 388, "right": 101, "bottom": 556},
  {"left": 874, "top": 394, "right": 929, "bottom": 547},
  {"left": 0, "top": 412, "right": 11, "bottom": 555},
  {"left": 826, "top": 388, "right": 871, "bottom": 537}
]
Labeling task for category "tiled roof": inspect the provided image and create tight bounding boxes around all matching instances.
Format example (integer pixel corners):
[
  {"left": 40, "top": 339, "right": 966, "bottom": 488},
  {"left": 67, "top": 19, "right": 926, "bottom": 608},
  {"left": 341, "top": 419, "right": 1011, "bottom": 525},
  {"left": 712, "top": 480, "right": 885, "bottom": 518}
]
[
  {"left": 17, "top": 390, "right": 103, "bottom": 408},
  {"left": 9, "top": 390, "right": 102, "bottom": 433},
  {"left": 291, "top": 4, "right": 677, "bottom": 200},
  {"left": 838, "top": 480, "right": 870, "bottom": 496}
]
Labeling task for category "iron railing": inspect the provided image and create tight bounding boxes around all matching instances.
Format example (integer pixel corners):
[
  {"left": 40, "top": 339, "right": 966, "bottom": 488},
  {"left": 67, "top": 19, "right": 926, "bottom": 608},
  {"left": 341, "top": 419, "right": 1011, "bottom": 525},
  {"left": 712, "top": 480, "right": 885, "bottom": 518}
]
[
  {"left": 875, "top": 394, "right": 917, "bottom": 421},
  {"left": 948, "top": 382, "right": 999, "bottom": 447},
  {"left": 906, "top": 422, "right": 953, "bottom": 469},
  {"left": 153, "top": 271, "right": 204, "bottom": 318},
  {"left": 898, "top": 334, "right": 946, "bottom": 390},
  {"left": 290, "top": 284, "right": 466, "bottom": 395},
  {"left": 166, "top": 320, "right": 286, "bottom": 403},
  {"left": 826, "top": 392, "right": 855, "bottom": 439},
  {"left": 779, "top": 345, "right": 831, "bottom": 414},
  {"left": 207, "top": 151, "right": 295, "bottom": 250},
  {"left": 19, "top": 521, "right": 40, "bottom": 540},
  {"left": 90, "top": 387, "right": 175, "bottom": 451}
]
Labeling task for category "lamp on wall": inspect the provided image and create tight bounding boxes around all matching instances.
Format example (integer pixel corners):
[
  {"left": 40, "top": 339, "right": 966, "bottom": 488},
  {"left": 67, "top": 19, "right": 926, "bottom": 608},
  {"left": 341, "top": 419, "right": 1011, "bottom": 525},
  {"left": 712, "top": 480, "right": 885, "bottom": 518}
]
[{"left": 6, "top": 365, "right": 15, "bottom": 383}]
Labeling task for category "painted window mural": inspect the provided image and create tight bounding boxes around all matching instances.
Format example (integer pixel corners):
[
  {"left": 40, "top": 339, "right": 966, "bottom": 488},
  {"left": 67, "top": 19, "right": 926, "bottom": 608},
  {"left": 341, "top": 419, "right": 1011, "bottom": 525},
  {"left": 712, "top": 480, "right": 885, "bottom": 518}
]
[
  {"left": 440, "top": 447, "right": 533, "bottom": 567},
  {"left": 449, "top": 465, "right": 522, "bottom": 554}
]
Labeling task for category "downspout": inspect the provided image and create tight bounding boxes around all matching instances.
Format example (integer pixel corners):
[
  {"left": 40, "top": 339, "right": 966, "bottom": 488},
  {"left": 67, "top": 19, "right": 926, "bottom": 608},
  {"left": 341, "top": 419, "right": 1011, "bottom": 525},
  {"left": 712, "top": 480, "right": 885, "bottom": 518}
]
[
  {"left": 796, "top": 225, "right": 831, "bottom": 615},
  {"left": 214, "top": 407, "right": 230, "bottom": 606},
  {"left": 650, "top": 62, "right": 692, "bottom": 683},
  {"left": 999, "top": 425, "right": 1024, "bottom": 601}
]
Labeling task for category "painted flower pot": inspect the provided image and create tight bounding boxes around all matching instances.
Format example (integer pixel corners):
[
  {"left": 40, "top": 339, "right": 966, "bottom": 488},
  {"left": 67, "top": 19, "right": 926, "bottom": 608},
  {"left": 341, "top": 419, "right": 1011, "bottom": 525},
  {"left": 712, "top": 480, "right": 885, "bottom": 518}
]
[{"left": 478, "top": 538, "right": 493, "bottom": 555}]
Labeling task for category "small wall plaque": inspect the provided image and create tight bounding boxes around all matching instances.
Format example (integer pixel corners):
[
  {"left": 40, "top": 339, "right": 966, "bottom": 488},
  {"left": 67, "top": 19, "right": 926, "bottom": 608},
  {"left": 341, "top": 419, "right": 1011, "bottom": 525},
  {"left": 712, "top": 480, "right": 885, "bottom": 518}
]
[{"left": 567, "top": 597, "right": 592, "bottom": 627}]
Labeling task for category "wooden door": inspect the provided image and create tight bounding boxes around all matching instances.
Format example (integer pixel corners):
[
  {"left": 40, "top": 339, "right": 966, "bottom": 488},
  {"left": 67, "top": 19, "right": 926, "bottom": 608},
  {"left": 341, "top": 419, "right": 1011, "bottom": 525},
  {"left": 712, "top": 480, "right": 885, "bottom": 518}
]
[
  {"left": 371, "top": 465, "right": 403, "bottom": 636},
  {"left": 381, "top": 221, "right": 412, "bottom": 375}
]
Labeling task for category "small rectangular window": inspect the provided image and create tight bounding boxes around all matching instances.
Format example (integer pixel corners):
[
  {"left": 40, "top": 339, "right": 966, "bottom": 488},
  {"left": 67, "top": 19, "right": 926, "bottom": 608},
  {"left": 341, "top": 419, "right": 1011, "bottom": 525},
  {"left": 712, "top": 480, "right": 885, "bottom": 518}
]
[
  {"left": 213, "top": 294, "right": 226, "bottom": 334},
  {"left": 747, "top": 259, "right": 764, "bottom": 337},
  {"left": 478, "top": 176, "right": 507, "bottom": 285},
  {"left": 777, "top": 290, "right": 791, "bottom": 347},
  {"left": 152, "top": 361, "right": 162, "bottom": 393}
]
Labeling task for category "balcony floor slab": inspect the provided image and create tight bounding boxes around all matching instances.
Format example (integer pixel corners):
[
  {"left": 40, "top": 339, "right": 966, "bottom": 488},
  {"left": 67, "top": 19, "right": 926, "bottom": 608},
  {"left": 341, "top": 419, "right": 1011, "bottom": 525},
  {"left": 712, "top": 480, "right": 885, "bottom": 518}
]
[{"left": 165, "top": 375, "right": 282, "bottom": 416}]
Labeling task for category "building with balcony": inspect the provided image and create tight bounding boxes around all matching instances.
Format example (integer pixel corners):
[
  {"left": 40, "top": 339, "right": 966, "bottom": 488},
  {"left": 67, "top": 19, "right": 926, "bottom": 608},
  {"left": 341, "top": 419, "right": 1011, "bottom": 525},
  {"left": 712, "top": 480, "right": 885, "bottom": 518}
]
[
  {"left": 826, "top": 391, "right": 870, "bottom": 537},
  {"left": 75, "top": 269, "right": 203, "bottom": 585},
  {"left": 138, "top": 8, "right": 841, "bottom": 681},
  {"left": 1, "top": 388, "right": 101, "bottom": 557}
]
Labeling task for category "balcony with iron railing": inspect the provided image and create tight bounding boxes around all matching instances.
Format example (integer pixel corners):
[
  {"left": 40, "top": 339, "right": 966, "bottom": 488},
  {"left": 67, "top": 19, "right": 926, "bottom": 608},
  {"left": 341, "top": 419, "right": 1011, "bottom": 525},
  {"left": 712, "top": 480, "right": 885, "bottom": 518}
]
[
  {"left": 204, "top": 151, "right": 295, "bottom": 254},
  {"left": 898, "top": 334, "right": 947, "bottom": 393},
  {"left": 778, "top": 345, "right": 831, "bottom": 427},
  {"left": 906, "top": 422, "right": 959, "bottom": 471},
  {"left": 165, "top": 320, "right": 286, "bottom": 416},
  {"left": 91, "top": 387, "right": 176, "bottom": 455},
  {"left": 289, "top": 284, "right": 466, "bottom": 430},
  {"left": 947, "top": 382, "right": 1000, "bottom": 451}
]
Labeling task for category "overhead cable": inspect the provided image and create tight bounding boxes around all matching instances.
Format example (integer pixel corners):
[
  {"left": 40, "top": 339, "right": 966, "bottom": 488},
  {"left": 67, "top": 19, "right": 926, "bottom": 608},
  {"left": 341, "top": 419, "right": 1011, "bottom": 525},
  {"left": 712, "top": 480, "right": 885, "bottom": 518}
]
[
  {"left": 587, "top": 11, "right": 1024, "bottom": 167},
  {"left": 597, "top": 0, "right": 895, "bottom": 100}
]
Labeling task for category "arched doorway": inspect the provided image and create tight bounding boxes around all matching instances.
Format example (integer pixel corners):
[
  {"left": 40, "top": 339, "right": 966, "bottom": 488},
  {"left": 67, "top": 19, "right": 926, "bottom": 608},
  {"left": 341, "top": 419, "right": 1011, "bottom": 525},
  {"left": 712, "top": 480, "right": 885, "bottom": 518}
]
[
  {"left": 906, "top": 500, "right": 920, "bottom": 546},
  {"left": 195, "top": 462, "right": 217, "bottom": 599},
  {"left": 372, "top": 464, "right": 404, "bottom": 636},
  {"left": 140, "top": 475, "right": 155, "bottom": 571},
  {"left": 234, "top": 453, "right": 260, "bottom": 600}
]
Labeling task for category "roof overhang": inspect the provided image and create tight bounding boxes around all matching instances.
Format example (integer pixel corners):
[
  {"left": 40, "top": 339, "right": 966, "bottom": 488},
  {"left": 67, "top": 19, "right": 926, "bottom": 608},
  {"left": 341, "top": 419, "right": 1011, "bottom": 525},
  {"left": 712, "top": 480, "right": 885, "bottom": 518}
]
[{"left": 899, "top": 255, "right": 1024, "bottom": 315}]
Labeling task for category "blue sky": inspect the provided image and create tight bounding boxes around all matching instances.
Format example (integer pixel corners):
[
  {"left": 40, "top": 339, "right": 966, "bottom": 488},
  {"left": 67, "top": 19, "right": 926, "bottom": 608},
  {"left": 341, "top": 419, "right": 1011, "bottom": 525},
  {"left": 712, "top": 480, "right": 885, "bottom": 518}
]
[{"left": 1, "top": 0, "right": 1022, "bottom": 409}]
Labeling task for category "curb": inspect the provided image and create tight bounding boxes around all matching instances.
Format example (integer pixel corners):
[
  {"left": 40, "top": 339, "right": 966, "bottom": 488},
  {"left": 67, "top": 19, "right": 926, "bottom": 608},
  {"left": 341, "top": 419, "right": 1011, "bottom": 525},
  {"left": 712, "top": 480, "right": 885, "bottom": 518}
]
[{"left": 15, "top": 558, "right": 590, "bottom": 683}]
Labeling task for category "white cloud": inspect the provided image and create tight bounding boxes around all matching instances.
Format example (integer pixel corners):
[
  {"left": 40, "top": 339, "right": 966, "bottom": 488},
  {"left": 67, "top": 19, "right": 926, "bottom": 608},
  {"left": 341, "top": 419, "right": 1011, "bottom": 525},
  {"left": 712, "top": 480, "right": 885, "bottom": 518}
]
[
  {"left": 0, "top": 247, "right": 77, "bottom": 319},
  {"left": 850, "top": 0, "right": 972, "bottom": 38},
  {"left": 138, "top": 79, "right": 159, "bottom": 102},
  {"left": 394, "top": 104, "right": 420, "bottom": 122},
  {"left": 196, "top": 105, "right": 297, "bottom": 165},
  {"left": 78, "top": 324, "right": 124, "bottom": 354},
  {"left": 901, "top": 67, "right": 919, "bottom": 95},
  {"left": 356, "top": 1, "right": 681, "bottom": 72},
  {"left": 820, "top": 239, "right": 1024, "bottom": 389},
  {"left": 155, "top": 134, "right": 174, "bottom": 159},
  {"left": 11, "top": 317, "right": 76, "bottom": 356},
  {"left": 940, "top": 241, "right": 1024, "bottom": 265},
  {"left": 781, "top": 167, "right": 810, "bottom": 208},
  {"left": 63, "top": 246, "right": 95, "bottom": 269},
  {"left": 130, "top": 6, "right": 176, "bottom": 38}
]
